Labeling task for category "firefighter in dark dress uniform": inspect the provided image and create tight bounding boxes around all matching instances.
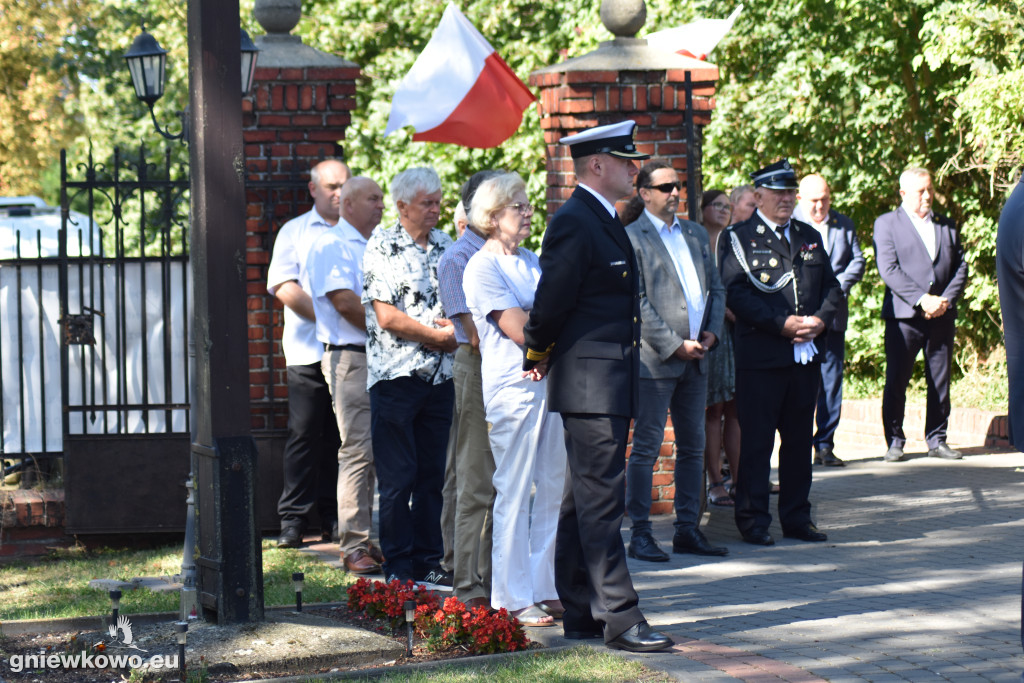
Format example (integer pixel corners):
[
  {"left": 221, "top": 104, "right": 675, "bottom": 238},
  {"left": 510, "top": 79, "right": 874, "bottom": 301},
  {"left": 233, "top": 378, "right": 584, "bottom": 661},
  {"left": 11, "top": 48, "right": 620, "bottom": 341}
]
[{"left": 718, "top": 159, "right": 844, "bottom": 546}]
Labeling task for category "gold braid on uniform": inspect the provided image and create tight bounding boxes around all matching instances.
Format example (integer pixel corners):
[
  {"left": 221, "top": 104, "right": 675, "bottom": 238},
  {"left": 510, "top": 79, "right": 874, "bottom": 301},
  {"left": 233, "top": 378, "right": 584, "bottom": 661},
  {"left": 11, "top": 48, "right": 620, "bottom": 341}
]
[
  {"left": 728, "top": 230, "right": 795, "bottom": 294},
  {"left": 526, "top": 343, "right": 555, "bottom": 362}
]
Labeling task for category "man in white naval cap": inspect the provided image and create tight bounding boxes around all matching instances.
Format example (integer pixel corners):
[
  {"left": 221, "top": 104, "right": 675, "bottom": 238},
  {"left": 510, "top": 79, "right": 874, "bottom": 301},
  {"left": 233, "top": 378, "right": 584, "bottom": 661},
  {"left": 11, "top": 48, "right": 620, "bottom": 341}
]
[{"left": 523, "top": 120, "right": 673, "bottom": 652}]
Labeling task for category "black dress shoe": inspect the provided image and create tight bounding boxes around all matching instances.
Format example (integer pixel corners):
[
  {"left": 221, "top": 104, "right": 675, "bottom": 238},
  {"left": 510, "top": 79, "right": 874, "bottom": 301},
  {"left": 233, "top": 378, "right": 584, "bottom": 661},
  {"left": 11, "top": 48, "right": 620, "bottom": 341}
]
[
  {"left": 740, "top": 528, "right": 775, "bottom": 546},
  {"left": 606, "top": 621, "right": 673, "bottom": 652},
  {"left": 672, "top": 527, "right": 728, "bottom": 556},
  {"left": 782, "top": 523, "right": 828, "bottom": 542},
  {"left": 321, "top": 521, "right": 339, "bottom": 543},
  {"left": 928, "top": 443, "right": 963, "bottom": 460},
  {"left": 563, "top": 627, "right": 603, "bottom": 640},
  {"left": 884, "top": 445, "right": 905, "bottom": 462},
  {"left": 627, "top": 533, "right": 669, "bottom": 562},
  {"left": 814, "top": 446, "right": 846, "bottom": 467},
  {"left": 277, "top": 526, "right": 303, "bottom": 548}
]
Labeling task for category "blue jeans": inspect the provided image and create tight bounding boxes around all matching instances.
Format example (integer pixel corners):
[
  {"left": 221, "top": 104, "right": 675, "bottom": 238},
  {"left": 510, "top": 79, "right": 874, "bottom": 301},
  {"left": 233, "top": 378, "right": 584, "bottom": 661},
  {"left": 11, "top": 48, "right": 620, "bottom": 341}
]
[
  {"left": 370, "top": 375, "right": 454, "bottom": 579},
  {"left": 626, "top": 363, "right": 707, "bottom": 535}
]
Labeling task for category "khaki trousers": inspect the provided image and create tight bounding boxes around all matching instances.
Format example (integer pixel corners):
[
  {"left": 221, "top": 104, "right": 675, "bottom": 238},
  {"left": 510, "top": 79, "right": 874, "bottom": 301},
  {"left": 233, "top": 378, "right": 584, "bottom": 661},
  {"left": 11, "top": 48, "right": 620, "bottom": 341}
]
[
  {"left": 322, "top": 348, "right": 375, "bottom": 555},
  {"left": 449, "top": 345, "right": 495, "bottom": 602}
]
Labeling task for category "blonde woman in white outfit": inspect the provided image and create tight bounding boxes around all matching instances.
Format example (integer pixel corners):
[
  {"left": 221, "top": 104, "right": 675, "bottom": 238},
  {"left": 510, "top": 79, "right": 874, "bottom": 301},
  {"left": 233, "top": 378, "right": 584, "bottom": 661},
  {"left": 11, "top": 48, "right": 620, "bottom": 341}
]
[{"left": 463, "top": 172, "right": 567, "bottom": 628}]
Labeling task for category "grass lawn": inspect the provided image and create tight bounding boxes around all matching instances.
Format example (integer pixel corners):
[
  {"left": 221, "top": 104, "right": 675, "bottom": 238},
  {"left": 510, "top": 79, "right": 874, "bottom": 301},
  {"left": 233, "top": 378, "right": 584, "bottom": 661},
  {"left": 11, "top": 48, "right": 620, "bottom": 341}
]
[
  {"left": 0, "top": 541, "right": 354, "bottom": 622},
  {"left": 335, "top": 646, "right": 673, "bottom": 682}
]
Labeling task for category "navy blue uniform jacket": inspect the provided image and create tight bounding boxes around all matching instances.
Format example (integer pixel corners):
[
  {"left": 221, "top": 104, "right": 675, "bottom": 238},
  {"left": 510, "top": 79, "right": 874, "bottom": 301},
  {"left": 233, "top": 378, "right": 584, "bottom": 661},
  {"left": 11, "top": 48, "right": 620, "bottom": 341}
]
[{"left": 523, "top": 187, "right": 642, "bottom": 418}]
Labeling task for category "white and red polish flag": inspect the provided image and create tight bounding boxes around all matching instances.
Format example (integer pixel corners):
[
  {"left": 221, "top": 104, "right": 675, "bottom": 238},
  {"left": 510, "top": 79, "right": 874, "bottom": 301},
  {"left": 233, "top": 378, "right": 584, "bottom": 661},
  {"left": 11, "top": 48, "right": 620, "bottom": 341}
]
[
  {"left": 383, "top": 3, "right": 536, "bottom": 148},
  {"left": 645, "top": 5, "right": 743, "bottom": 61}
]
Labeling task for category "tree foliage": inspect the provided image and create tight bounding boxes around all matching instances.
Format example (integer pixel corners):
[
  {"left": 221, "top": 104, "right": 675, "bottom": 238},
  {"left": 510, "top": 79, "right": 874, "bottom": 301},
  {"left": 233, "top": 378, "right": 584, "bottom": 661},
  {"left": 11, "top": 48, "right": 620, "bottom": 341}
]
[
  {"left": 4, "top": 0, "right": 1023, "bottom": 379},
  {"left": 0, "top": 0, "right": 95, "bottom": 195},
  {"left": 698, "top": 0, "right": 1024, "bottom": 378}
]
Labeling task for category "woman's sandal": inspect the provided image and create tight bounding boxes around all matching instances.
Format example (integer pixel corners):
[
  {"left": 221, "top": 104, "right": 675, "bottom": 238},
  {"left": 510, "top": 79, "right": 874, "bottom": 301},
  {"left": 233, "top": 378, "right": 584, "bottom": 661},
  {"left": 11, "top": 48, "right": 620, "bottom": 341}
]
[
  {"left": 708, "top": 480, "right": 735, "bottom": 507},
  {"left": 511, "top": 604, "right": 555, "bottom": 627}
]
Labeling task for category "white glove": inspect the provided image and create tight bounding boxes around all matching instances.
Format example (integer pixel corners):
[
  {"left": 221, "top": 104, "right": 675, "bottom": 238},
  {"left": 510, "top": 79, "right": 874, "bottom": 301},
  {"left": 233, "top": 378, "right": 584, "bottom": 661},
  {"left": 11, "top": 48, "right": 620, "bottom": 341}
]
[{"left": 793, "top": 340, "right": 818, "bottom": 365}]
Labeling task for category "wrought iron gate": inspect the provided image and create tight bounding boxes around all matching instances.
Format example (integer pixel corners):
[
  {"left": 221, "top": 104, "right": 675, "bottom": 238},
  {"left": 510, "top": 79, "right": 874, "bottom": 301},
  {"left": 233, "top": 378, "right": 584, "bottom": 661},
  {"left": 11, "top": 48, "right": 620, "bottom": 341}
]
[{"left": 59, "top": 146, "right": 192, "bottom": 533}]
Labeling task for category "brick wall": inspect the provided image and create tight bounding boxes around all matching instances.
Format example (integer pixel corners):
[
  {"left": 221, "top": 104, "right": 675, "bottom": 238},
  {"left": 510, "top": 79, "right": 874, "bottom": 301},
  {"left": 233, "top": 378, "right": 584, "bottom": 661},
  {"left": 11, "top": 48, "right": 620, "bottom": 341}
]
[
  {"left": 242, "top": 65, "right": 359, "bottom": 432},
  {"left": 529, "top": 66, "right": 718, "bottom": 222}
]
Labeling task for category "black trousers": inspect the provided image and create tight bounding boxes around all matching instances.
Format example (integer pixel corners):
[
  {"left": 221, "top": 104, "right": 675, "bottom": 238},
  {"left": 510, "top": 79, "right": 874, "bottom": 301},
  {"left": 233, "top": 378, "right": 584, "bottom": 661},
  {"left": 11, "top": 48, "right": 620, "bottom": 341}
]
[
  {"left": 556, "top": 413, "right": 644, "bottom": 642},
  {"left": 369, "top": 375, "right": 454, "bottom": 579},
  {"left": 277, "top": 362, "right": 340, "bottom": 529},
  {"left": 734, "top": 363, "right": 817, "bottom": 534},
  {"left": 882, "top": 315, "right": 956, "bottom": 449}
]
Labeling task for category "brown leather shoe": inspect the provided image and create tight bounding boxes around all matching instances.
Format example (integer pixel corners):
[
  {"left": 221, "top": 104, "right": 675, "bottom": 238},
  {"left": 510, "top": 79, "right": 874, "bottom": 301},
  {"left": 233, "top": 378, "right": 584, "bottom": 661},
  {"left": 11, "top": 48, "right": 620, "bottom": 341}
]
[
  {"left": 367, "top": 543, "right": 385, "bottom": 565},
  {"left": 343, "top": 549, "right": 381, "bottom": 575}
]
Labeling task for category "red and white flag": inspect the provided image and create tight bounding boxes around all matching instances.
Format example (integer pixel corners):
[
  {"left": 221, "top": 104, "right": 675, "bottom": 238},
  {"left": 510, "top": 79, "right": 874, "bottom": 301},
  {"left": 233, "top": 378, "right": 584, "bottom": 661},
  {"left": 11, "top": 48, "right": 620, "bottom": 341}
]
[
  {"left": 383, "top": 3, "right": 536, "bottom": 148},
  {"left": 645, "top": 5, "right": 743, "bottom": 61}
]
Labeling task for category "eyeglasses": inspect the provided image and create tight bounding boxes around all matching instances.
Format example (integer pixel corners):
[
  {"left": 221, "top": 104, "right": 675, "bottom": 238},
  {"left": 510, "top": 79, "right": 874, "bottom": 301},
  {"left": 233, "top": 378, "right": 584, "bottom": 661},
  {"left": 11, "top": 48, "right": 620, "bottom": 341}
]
[
  {"left": 506, "top": 202, "right": 535, "bottom": 216},
  {"left": 710, "top": 202, "right": 731, "bottom": 211},
  {"left": 645, "top": 182, "right": 681, "bottom": 193}
]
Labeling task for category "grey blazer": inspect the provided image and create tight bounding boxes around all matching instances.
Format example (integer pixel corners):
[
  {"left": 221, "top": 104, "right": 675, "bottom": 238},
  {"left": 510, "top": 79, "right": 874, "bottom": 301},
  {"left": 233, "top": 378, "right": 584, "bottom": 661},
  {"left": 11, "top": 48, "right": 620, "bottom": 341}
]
[{"left": 625, "top": 212, "right": 725, "bottom": 379}]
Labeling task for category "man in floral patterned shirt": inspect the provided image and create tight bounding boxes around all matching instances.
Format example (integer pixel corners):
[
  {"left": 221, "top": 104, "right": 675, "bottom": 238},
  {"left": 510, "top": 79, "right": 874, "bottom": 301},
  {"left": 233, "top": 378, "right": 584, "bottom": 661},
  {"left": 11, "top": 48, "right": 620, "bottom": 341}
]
[{"left": 362, "top": 166, "right": 458, "bottom": 587}]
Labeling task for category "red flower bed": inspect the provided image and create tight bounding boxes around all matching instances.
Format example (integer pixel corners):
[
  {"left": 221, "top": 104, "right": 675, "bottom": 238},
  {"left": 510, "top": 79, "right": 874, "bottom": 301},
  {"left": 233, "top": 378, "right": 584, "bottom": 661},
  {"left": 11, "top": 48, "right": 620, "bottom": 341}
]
[{"left": 346, "top": 579, "right": 529, "bottom": 655}]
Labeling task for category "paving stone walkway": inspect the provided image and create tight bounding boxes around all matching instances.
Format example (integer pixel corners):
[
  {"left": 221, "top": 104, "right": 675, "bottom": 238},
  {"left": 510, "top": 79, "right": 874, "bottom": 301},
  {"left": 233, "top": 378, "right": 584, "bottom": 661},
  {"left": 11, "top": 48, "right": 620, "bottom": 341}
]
[{"left": 612, "top": 444, "right": 1024, "bottom": 682}]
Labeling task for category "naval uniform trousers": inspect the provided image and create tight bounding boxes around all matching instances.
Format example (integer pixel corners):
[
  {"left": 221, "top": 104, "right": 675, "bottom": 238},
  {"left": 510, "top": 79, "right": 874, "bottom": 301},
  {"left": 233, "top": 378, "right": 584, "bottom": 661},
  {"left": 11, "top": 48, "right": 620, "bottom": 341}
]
[{"left": 556, "top": 413, "right": 645, "bottom": 642}]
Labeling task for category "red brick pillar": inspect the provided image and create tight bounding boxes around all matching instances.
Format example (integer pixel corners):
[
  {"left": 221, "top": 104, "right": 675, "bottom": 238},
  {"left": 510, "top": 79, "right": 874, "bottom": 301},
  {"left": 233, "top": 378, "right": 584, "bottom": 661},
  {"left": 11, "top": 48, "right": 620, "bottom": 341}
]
[
  {"left": 529, "top": 32, "right": 719, "bottom": 515},
  {"left": 530, "top": 65, "right": 718, "bottom": 222},
  {"left": 242, "top": 47, "right": 359, "bottom": 435}
]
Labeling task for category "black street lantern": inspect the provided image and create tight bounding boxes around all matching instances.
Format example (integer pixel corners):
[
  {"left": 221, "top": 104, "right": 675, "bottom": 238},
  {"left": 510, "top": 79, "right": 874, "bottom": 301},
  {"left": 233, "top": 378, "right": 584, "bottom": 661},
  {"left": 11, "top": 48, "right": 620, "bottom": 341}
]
[
  {"left": 124, "top": 28, "right": 168, "bottom": 105},
  {"left": 124, "top": 25, "right": 259, "bottom": 141},
  {"left": 240, "top": 29, "right": 259, "bottom": 96}
]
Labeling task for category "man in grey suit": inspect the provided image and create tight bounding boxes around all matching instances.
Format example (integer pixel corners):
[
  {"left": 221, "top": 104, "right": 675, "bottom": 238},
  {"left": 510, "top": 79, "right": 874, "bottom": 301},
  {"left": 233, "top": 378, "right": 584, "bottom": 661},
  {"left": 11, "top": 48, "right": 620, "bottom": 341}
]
[
  {"left": 874, "top": 167, "right": 968, "bottom": 462},
  {"left": 794, "top": 174, "right": 865, "bottom": 467},
  {"left": 624, "top": 160, "right": 728, "bottom": 561}
]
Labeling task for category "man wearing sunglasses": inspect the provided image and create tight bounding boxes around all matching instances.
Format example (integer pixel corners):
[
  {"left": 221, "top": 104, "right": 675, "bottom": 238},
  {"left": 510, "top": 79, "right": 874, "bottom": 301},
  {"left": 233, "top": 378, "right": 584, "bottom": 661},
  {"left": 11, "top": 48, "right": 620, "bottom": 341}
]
[{"left": 623, "top": 160, "right": 728, "bottom": 562}]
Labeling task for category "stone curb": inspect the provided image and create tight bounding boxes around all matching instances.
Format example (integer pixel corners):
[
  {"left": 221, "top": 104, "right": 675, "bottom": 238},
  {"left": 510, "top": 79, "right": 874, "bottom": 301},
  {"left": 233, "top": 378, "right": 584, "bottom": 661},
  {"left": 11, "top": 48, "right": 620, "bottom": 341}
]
[{"left": 0, "top": 602, "right": 347, "bottom": 637}]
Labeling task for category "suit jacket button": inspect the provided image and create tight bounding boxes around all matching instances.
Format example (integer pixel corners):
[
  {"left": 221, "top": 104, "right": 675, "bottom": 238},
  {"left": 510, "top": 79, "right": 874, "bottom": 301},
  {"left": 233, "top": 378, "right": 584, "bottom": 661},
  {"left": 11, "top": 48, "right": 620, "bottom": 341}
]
[
  {"left": 633, "top": 341, "right": 637, "bottom": 347},
  {"left": 633, "top": 316, "right": 638, "bottom": 323}
]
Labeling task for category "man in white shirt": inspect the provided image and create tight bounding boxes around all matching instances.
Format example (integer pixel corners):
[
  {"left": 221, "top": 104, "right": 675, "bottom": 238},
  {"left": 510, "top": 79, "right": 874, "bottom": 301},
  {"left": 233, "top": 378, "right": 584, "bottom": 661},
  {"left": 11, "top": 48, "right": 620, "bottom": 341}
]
[
  {"left": 307, "top": 177, "right": 385, "bottom": 574},
  {"left": 873, "top": 168, "right": 968, "bottom": 462},
  {"left": 794, "top": 175, "right": 865, "bottom": 467},
  {"left": 267, "top": 159, "right": 349, "bottom": 548},
  {"left": 623, "top": 160, "right": 728, "bottom": 562}
]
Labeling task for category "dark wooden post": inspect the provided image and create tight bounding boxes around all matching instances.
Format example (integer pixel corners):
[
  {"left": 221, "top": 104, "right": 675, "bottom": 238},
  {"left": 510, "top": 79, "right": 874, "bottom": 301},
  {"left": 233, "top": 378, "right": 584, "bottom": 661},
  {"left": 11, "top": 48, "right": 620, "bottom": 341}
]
[{"left": 187, "top": 0, "right": 264, "bottom": 624}]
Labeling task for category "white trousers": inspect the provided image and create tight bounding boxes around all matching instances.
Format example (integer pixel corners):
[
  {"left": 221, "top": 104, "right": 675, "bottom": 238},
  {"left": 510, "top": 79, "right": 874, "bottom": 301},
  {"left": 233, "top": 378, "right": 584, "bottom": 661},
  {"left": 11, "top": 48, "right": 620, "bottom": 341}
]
[{"left": 486, "top": 377, "right": 567, "bottom": 611}]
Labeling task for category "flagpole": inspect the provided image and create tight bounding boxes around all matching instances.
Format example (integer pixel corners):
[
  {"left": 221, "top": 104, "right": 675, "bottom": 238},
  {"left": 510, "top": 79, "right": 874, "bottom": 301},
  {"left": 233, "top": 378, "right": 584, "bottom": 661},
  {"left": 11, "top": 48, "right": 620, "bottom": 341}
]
[{"left": 684, "top": 71, "right": 698, "bottom": 221}]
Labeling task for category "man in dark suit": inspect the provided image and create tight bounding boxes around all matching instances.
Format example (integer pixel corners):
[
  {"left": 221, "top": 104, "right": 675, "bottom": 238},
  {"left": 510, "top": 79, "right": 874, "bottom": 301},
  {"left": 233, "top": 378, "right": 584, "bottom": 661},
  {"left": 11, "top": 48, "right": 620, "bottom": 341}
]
[
  {"left": 794, "top": 174, "right": 865, "bottom": 467},
  {"left": 873, "top": 168, "right": 968, "bottom": 462},
  {"left": 995, "top": 177, "right": 1024, "bottom": 679},
  {"left": 623, "top": 160, "right": 728, "bottom": 562},
  {"left": 719, "top": 159, "right": 843, "bottom": 546},
  {"left": 523, "top": 120, "right": 672, "bottom": 652}
]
